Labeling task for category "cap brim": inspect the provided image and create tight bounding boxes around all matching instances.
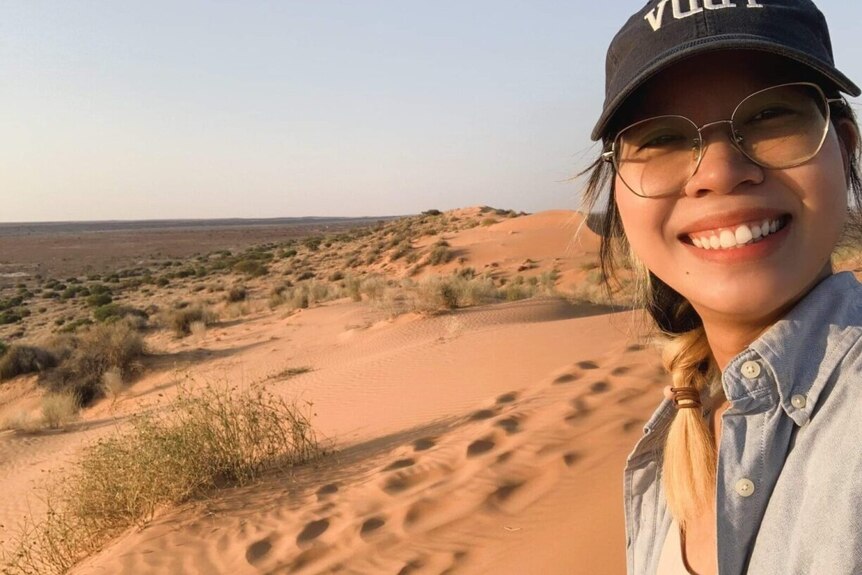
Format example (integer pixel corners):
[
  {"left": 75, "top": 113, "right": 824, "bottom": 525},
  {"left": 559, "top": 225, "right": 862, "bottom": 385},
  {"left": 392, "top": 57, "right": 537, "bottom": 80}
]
[{"left": 590, "top": 37, "right": 861, "bottom": 141}]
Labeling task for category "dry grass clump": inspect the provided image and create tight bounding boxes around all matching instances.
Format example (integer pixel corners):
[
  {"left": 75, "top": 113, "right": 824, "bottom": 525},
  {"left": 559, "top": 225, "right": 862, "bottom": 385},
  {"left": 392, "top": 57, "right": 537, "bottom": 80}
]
[
  {"left": 0, "top": 344, "right": 58, "bottom": 381},
  {"left": 166, "top": 305, "right": 218, "bottom": 337},
  {"left": 40, "top": 392, "right": 80, "bottom": 429},
  {"left": 427, "top": 240, "right": 453, "bottom": 266},
  {"left": 0, "top": 382, "right": 322, "bottom": 575},
  {"left": 40, "top": 321, "right": 145, "bottom": 406}
]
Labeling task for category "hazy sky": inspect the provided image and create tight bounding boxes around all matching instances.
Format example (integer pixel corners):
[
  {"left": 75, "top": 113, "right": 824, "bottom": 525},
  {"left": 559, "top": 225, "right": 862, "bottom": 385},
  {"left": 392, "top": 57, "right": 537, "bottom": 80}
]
[{"left": 3, "top": 1, "right": 862, "bottom": 222}]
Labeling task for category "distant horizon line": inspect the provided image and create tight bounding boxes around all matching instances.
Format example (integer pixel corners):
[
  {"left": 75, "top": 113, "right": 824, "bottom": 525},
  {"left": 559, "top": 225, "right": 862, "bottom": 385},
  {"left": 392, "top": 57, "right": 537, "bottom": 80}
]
[{"left": 0, "top": 214, "right": 409, "bottom": 227}]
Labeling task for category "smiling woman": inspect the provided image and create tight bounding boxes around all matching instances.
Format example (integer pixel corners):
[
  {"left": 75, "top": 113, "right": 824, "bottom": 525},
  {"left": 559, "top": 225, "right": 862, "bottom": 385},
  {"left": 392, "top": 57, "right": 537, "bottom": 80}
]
[{"left": 580, "top": 1, "right": 862, "bottom": 574}]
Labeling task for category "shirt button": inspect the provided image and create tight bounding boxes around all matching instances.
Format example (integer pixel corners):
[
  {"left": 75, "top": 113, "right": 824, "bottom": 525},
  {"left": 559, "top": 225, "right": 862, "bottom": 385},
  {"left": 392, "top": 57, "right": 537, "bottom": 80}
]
[
  {"left": 791, "top": 394, "right": 807, "bottom": 409},
  {"left": 735, "top": 478, "right": 755, "bottom": 497},
  {"left": 741, "top": 361, "right": 761, "bottom": 379}
]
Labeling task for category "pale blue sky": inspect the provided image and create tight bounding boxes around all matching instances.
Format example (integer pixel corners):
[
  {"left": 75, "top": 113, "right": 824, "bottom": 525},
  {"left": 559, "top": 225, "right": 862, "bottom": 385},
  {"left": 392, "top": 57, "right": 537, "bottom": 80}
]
[{"left": 3, "top": 1, "right": 861, "bottom": 222}]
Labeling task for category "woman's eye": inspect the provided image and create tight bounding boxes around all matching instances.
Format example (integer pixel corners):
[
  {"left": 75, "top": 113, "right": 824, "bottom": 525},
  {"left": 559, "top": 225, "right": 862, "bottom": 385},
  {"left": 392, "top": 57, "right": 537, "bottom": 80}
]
[
  {"left": 746, "top": 106, "right": 797, "bottom": 123},
  {"left": 637, "top": 133, "right": 687, "bottom": 150}
]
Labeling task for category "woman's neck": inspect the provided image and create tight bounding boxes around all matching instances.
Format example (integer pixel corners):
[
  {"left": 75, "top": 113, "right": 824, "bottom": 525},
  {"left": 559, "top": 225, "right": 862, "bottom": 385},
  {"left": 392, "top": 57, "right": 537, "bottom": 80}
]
[{"left": 697, "top": 266, "right": 834, "bottom": 371}]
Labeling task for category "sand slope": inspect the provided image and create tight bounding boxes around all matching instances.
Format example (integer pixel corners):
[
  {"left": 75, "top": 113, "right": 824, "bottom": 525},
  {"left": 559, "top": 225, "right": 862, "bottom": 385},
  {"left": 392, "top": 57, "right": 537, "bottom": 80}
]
[
  {"left": 64, "top": 300, "right": 663, "bottom": 575},
  {"left": 0, "top": 210, "right": 668, "bottom": 574}
]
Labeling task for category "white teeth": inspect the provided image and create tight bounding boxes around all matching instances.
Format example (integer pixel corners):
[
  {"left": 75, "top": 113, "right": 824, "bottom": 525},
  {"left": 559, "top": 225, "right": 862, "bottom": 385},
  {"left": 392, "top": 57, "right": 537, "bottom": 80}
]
[{"left": 688, "top": 217, "right": 785, "bottom": 251}]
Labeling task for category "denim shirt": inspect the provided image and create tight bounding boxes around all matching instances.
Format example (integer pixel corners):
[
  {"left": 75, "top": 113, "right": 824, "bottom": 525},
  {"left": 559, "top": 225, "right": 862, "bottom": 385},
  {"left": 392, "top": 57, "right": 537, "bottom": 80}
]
[{"left": 624, "top": 272, "right": 862, "bottom": 575}]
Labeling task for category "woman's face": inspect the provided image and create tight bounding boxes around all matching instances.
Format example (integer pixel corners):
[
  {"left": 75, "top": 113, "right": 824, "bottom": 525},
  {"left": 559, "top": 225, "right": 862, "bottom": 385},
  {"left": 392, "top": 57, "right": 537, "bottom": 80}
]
[{"left": 614, "top": 52, "right": 851, "bottom": 327}]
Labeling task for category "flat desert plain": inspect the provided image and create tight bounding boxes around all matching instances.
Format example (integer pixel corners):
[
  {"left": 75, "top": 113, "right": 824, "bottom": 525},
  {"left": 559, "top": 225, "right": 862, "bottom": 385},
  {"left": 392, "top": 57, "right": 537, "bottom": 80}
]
[{"left": 2, "top": 207, "right": 813, "bottom": 574}]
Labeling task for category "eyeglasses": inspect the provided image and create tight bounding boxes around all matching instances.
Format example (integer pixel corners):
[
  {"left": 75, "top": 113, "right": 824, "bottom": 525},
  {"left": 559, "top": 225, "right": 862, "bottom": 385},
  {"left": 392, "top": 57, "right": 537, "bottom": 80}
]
[{"left": 602, "top": 82, "right": 844, "bottom": 198}]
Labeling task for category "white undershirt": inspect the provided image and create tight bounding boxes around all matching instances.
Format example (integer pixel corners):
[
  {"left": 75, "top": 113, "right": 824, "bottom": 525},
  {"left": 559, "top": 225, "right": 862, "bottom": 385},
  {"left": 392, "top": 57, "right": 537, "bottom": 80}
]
[{"left": 656, "top": 518, "right": 693, "bottom": 575}]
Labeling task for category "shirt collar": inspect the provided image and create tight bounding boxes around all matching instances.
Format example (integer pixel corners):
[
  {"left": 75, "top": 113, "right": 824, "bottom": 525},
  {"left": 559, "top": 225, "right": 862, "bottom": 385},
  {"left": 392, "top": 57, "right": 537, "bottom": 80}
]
[{"left": 734, "top": 272, "right": 862, "bottom": 426}]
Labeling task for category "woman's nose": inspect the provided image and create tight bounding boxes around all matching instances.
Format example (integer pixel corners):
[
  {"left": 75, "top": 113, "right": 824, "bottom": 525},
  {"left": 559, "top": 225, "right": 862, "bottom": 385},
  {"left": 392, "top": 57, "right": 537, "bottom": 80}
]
[{"left": 682, "top": 126, "right": 765, "bottom": 198}]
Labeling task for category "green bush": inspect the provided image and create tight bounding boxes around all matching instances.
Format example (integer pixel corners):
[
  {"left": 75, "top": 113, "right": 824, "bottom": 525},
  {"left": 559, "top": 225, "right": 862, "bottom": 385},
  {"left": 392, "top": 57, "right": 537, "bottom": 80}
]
[
  {"left": 92, "top": 304, "right": 148, "bottom": 324},
  {"left": 86, "top": 293, "right": 113, "bottom": 307},
  {"left": 0, "top": 310, "right": 23, "bottom": 325},
  {"left": 0, "top": 345, "right": 58, "bottom": 381},
  {"left": 233, "top": 259, "right": 268, "bottom": 277},
  {"left": 39, "top": 321, "right": 145, "bottom": 405}
]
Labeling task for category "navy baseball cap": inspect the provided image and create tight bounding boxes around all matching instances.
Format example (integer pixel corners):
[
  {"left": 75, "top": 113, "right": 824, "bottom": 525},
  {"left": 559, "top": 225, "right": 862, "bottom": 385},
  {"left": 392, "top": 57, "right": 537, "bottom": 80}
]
[{"left": 591, "top": 0, "right": 860, "bottom": 141}]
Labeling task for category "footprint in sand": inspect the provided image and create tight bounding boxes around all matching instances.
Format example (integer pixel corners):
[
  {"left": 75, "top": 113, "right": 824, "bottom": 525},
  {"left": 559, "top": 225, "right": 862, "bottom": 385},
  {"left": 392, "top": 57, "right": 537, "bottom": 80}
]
[
  {"left": 382, "top": 463, "right": 448, "bottom": 495},
  {"left": 577, "top": 360, "right": 600, "bottom": 370},
  {"left": 626, "top": 343, "right": 646, "bottom": 352},
  {"left": 496, "top": 391, "right": 518, "bottom": 405},
  {"left": 563, "top": 451, "right": 581, "bottom": 467},
  {"left": 290, "top": 546, "right": 330, "bottom": 572},
  {"left": 611, "top": 365, "right": 632, "bottom": 376},
  {"left": 359, "top": 516, "right": 386, "bottom": 539},
  {"left": 494, "top": 416, "right": 521, "bottom": 435},
  {"left": 553, "top": 373, "right": 579, "bottom": 385},
  {"left": 316, "top": 483, "right": 338, "bottom": 501},
  {"left": 466, "top": 436, "right": 496, "bottom": 458},
  {"left": 564, "top": 398, "right": 593, "bottom": 424},
  {"left": 245, "top": 538, "right": 272, "bottom": 565},
  {"left": 398, "top": 559, "right": 424, "bottom": 575},
  {"left": 470, "top": 408, "right": 497, "bottom": 421},
  {"left": 296, "top": 518, "right": 329, "bottom": 546},
  {"left": 413, "top": 437, "right": 437, "bottom": 452},
  {"left": 590, "top": 381, "right": 610, "bottom": 394},
  {"left": 383, "top": 458, "right": 416, "bottom": 471}
]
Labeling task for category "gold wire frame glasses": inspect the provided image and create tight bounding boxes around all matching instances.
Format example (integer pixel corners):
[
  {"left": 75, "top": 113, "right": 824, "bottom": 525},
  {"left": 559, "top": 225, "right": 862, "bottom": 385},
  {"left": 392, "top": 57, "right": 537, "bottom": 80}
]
[{"left": 602, "top": 82, "right": 844, "bottom": 198}]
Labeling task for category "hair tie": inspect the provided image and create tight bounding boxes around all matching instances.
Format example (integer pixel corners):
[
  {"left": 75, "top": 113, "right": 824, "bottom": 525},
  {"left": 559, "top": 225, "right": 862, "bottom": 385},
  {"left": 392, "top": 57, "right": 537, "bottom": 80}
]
[{"left": 670, "top": 386, "right": 702, "bottom": 410}]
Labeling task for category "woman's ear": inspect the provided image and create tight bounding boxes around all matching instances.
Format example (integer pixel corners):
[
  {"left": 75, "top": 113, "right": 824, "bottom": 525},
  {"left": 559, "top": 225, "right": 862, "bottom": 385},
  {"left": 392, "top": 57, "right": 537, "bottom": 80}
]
[{"left": 835, "top": 118, "right": 859, "bottom": 185}]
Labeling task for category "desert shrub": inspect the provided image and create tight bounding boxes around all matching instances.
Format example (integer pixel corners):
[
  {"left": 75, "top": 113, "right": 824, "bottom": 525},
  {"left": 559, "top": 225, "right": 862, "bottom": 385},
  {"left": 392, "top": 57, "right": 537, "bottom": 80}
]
[
  {"left": 504, "top": 280, "right": 534, "bottom": 302},
  {"left": 389, "top": 241, "right": 412, "bottom": 261},
  {"left": 0, "top": 340, "right": 7, "bottom": 356},
  {"left": 166, "top": 305, "right": 218, "bottom": 337},
  {"left": 296, "top": 270, "right": 315, "bottom": 281},
  {"left": 290, "top": 289, "right": 309, "bottom": 309},
  {"left": 345, "top": 276, "right": 362, "bottom": 302},
  {"left": 268, "top": 284, "right": 289, "bottom": 309},
  {"left": 86, "top": 293, "right": 113, "bottom": 307},
  {"left": 328, "top": 270, "right": 344, "bottom": 282},
  {"left": 427, "top": 241, "right": 453, "bottom": 266},
  {"left": 226, "top": 286, "right": 247, "bottom": 303},
  {"left": 92, "top": 304, "right": 148, "bottom": 325},
  {"left": 360, "top": 276, "right": 386, "bottom": 302},
  {"left": 0, "top": 345, "right": 58, "bottom": 381},
  {"left": 0, "top": 310, "right": 23, "bottom": 325},
  {"left": 421, "top": 209, "right": 442, "bottom": 216},
  {"left": 233, "top": 259, "right": 268, "bottom": 277},
  {"left": 0, "top": 382, "right": 321, "bottom": 575},
  {"left": 87, "top": 284, "right": 111, "bottom": 296},
  {"left": 41, "top": 392, "right": 80, "bottom": 429},
  {"left": 57, "top": 317, "right": 93, "bottom": 334},
  {"left": 39, "top": 322, "right": 145, "bottom": 405},
  {"left": 481, "top": 217, "right": 498, "bottom": 226}
]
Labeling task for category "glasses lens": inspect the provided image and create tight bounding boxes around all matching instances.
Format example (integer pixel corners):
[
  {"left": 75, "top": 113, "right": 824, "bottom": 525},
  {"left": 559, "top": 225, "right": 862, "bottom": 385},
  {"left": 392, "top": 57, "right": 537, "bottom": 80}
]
[
  {"left": 732, "top": 84, "right": 829, "bottom": 168},
  {"left": 615, "top": 116, "right": 699, "bottom": 197}
]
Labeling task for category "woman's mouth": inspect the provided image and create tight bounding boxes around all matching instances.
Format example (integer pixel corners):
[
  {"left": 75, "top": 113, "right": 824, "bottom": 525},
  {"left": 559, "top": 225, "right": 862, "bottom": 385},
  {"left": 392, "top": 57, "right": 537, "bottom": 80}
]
[{"left": 685, "top": 216, "right": 790, "bottom": 251}]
